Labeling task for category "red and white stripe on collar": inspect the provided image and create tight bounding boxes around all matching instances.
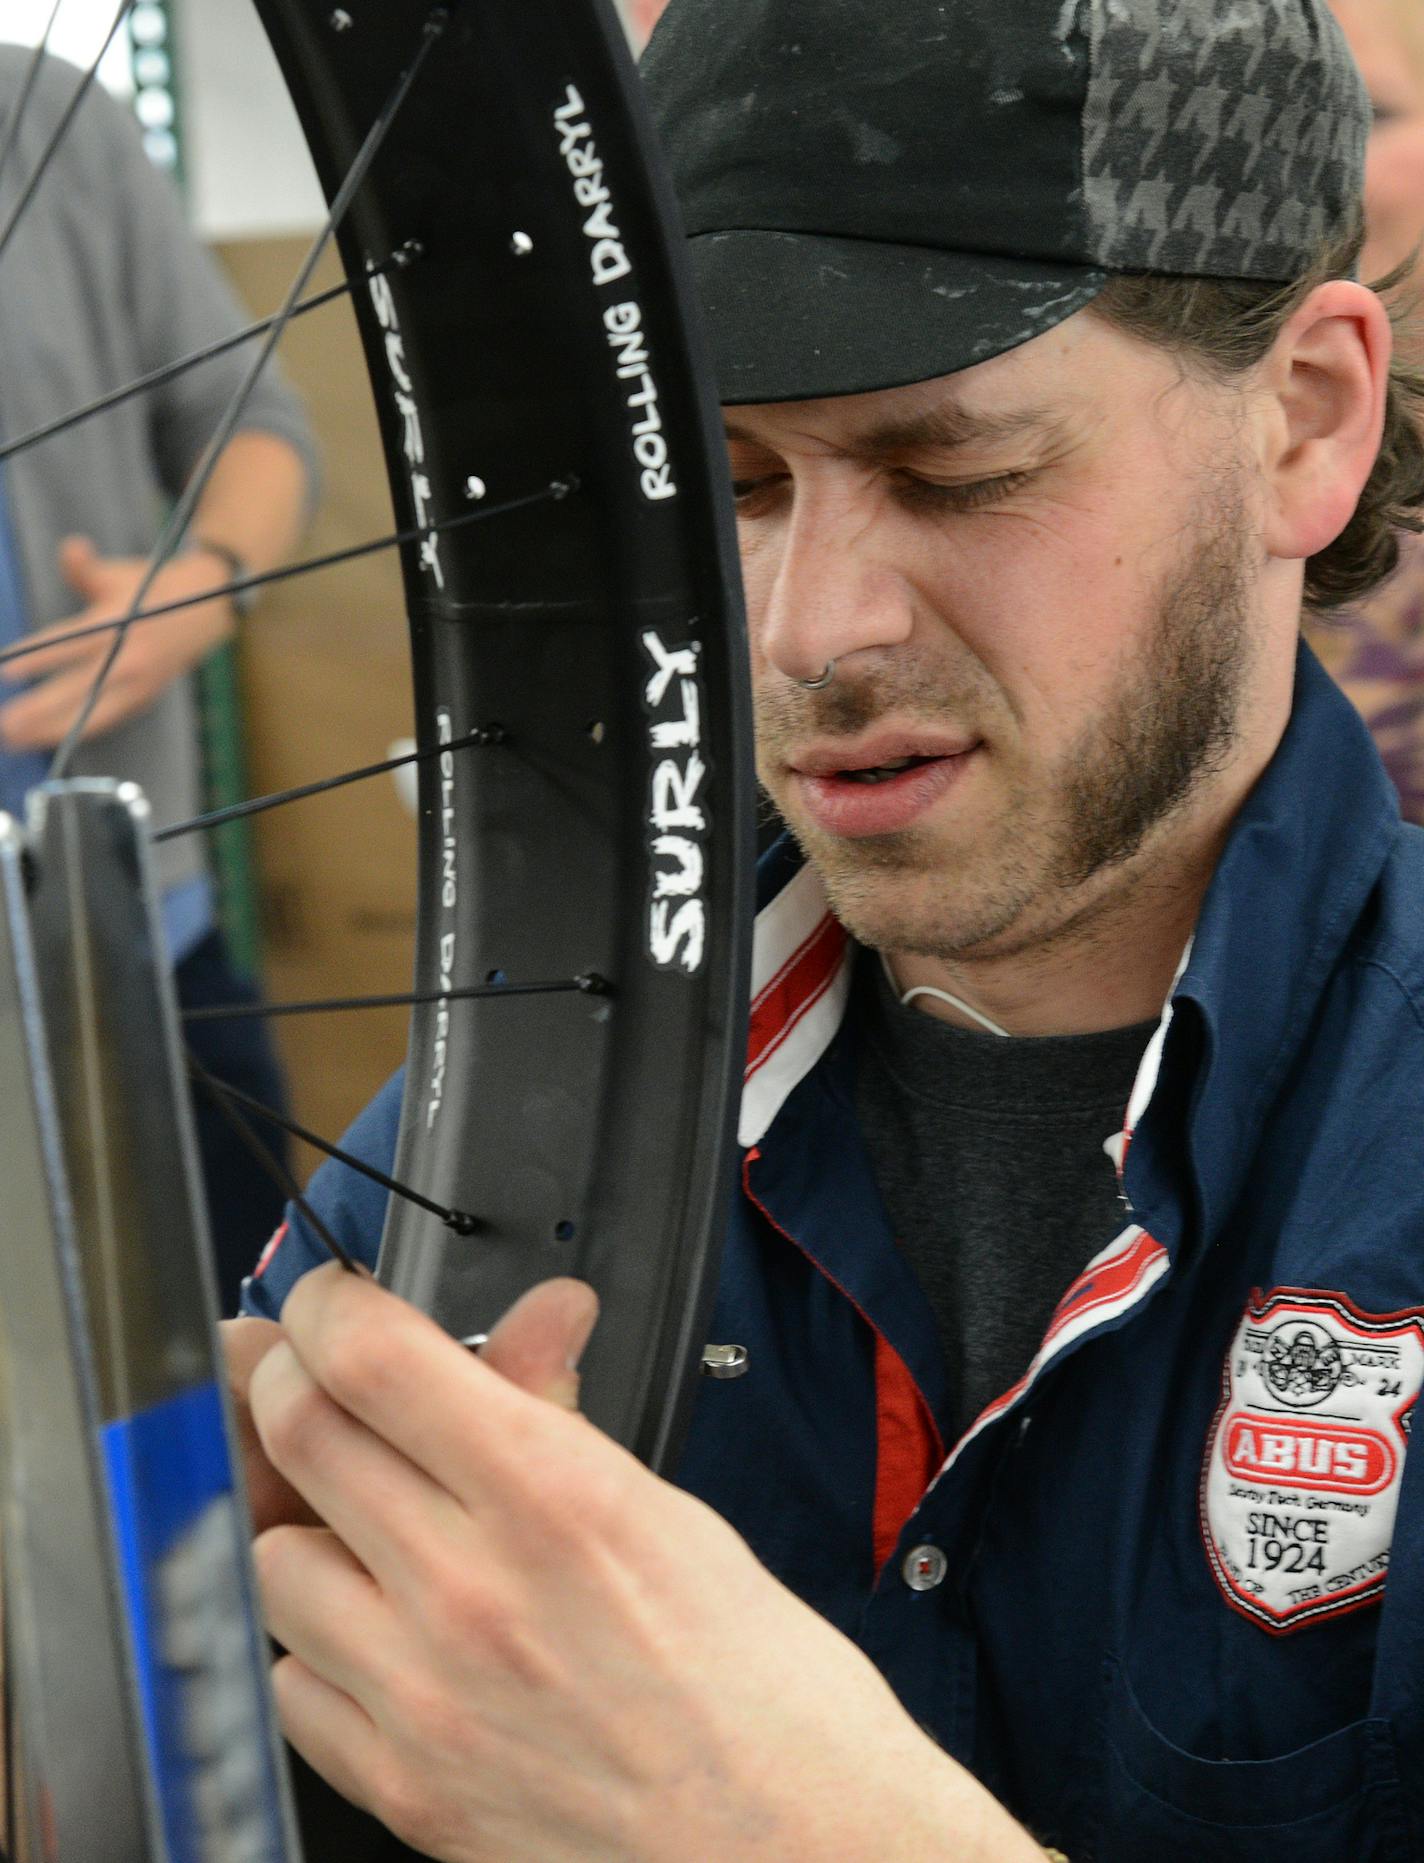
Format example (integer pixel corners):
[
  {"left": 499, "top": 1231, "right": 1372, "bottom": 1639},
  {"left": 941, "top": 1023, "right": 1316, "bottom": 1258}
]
[
  {"left": 1105, "top": 938, "right": 1192, "bottom": 1181},
  {"left": 936, "top": 946, "right": 1191, "bottom": 1476},
  {"left": 739, "top": 869, "right": 1188, "bottom": 1478},
  {"left": 937, "top": 1223, "right": 1172, "bottom": 1477},
  {"left": 739, "top": 863, "right": 853, "bottom": 1147},
  {"left": 252, "top": 1220, "right": 287, "bottom": 1280}
]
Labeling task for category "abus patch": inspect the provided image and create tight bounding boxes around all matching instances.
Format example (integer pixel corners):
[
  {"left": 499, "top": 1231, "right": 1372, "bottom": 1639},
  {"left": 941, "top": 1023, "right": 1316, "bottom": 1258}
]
[{"left": 1201, "top": 1288, "right": 1424, "bottom": 1634}]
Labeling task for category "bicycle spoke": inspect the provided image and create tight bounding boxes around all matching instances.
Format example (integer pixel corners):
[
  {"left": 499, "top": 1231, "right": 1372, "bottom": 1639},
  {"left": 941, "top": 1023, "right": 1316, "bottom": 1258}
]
[
  {"left": 0, "top": 242, "right": 422, "bottom": 468},
  {"left": 0, "top": 0, "right": 131, "bottom": 266},
  {"left": 182, "top": 974, "right": 612, "bottom": 1022},
  {"left": 187, "top": 1051, "right": 357, "bottom": 1273},
  {"left": 47, "top": 5, "right": 449, "bottom": 778},
  {"left": 154, "top": 725, "right": 507, "bottom": 844},
  {"left": 200, "top": 1071, "right": 481, "bottom": 1236},
  {"left": 0, "top": 477, "right": 577, "bottom": 678}
]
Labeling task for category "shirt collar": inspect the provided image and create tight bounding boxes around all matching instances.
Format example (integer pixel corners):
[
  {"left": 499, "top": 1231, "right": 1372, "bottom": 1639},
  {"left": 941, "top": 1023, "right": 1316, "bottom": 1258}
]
[
  {"left": 743, "top": 643, "right": 1401, "bottom": 1226},
  {"left": 1126, "top": 641, "right": 1402, "bottom": 1249},
  {"left": 740, "top": 855, "right": 851, "bottom": 1147}
]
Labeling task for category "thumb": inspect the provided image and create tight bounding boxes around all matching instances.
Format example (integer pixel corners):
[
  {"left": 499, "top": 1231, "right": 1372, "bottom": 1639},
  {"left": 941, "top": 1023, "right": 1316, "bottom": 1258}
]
[
  {"left": 56, "top": 534, "right": 101, "bottom": 598},
  {"left": 478, "top": 1277, "right": 599, "bottom": 1411}
]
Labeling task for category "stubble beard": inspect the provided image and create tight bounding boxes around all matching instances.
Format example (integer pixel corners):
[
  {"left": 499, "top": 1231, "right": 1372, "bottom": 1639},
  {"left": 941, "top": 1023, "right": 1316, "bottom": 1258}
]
[{"left": 756, "top": 492, "right": 1256, "bottom": 963}]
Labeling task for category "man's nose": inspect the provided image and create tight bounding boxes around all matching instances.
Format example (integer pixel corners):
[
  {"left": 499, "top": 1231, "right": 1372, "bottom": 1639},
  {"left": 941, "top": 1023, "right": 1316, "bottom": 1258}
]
[{"left": 752, "top": 489, "right": 915, "bottom": 684}]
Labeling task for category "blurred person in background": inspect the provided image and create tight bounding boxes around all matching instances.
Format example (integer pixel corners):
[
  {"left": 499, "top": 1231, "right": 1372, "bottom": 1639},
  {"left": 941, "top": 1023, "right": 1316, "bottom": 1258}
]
[
  {"left": 1311, "top": 0, "right": 1424, "bottom": 816},
  {"left": 0, "top": 47, "right": 317, "bottom": 1308}
]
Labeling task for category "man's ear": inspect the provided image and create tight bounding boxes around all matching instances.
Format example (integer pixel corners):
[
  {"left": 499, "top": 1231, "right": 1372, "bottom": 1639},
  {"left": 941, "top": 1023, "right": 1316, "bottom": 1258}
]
[{"left": 1257, "top": 280, "right": 1393, "bottom": 564}]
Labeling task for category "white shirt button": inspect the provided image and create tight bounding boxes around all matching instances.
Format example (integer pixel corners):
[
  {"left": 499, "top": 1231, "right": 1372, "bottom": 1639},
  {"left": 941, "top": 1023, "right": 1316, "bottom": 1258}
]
[{"left": 902, "top": 1543, "right": 949, "bottom": 1591}]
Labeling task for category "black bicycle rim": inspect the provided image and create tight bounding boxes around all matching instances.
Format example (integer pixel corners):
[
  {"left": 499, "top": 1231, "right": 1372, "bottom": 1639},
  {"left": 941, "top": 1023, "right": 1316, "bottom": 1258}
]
[{"left": 250, "top": 0, "right": 755, "bottom": 1473}]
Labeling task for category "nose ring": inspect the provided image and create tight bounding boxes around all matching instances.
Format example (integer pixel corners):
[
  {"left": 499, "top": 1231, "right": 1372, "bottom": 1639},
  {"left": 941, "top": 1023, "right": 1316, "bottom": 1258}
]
[{"left": 799, "top": 661, "right": 836, "bottom": 691}]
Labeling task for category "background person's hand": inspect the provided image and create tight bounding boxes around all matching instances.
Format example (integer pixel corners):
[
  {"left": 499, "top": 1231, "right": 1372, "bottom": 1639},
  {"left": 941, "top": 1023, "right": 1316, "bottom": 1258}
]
[
  {"left": 246, "top": 1264, "right": 1040, "bottom": 1863},
  {"left": 0, "top": 534, "right": 237, "bottom": 750}
]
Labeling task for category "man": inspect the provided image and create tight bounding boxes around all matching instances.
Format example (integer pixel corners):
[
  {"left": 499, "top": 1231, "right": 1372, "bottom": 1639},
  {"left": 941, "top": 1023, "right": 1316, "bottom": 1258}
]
[
  {"left": 0, "top": 46, "right": 315, "bottom": 1302},
  {"left": 230, "top": 1, "right": 1424, "bottom": 1855}
]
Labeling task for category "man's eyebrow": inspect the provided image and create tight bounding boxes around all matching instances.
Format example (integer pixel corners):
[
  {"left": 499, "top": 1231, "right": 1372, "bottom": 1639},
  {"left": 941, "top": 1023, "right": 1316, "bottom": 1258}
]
[
  {"left": 856, "top": 402, "right": 1061, "bottom": 455},
  {"left": 722, "top": 402, "right": 1063, "bottom": 456}
]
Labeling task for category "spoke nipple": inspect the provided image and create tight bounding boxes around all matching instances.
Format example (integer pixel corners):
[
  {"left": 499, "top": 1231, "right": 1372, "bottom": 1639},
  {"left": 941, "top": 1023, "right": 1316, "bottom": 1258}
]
[
  {"left": 549, "top": 475, "right": 579, "bottom": 501},
  {"left": 425, "top": 8, "right": 450, "bottom": 37},
  {"left": 464, "top": 475, "right": 487, "bottom": 501},
  {"left": 393, "top": 239, "right": 424, "bottom": 268},
  {"left": 575, "top": 972, "right": 612, "bottom": 996},
  {"left": 511, "top": 231, "right": 534, "bottom": 257},
  {"left": 477, "top": 722, "right": 508, "bottom": 746},
  {"left": 445, "top": 1210, "right": 481, "bottom": 1237},
  {"left": 329, "top": 7, "right": 353, "bottom": 28}
]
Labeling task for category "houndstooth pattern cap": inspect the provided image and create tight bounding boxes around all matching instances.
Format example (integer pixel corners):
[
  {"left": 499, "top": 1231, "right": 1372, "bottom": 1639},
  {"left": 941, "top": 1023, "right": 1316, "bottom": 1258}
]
[
  {"left": 644, "top": 0, "right": 1374, "bottom": 403},
  {"left": 1082, "top": 0, "right": 1370, "bottom": 279}
]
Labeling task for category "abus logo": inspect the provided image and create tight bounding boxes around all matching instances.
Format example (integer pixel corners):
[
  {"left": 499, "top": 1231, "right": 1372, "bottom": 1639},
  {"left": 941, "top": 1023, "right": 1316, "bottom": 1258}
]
[{"left": 1223, "top": 1411, "right": 1394, "bottom": 1495}]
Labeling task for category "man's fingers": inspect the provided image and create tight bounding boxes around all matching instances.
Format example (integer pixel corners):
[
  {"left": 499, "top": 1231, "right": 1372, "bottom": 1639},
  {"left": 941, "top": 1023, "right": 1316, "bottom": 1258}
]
[
  {"left": 270, "top": 1652, "right": 386, "bottom": 1822},
  {"left": 220, "top": 1317, "right": 320, "bottom": 1534},
  {"left": 248, "top": 1334, "right": 474, "bottom": 1596},
  {"left": 277, "top": 1265, "right": 612, "bottom": 1512},
  {"left": 224, "top": 1315, "right": 286, "bottom": 1399},
  {"left": 480, "top": 1277, "right": 600, "bottom": 1410},
  {"left": 254, "top": 1524, "right": 393, "bottom": 1712}
]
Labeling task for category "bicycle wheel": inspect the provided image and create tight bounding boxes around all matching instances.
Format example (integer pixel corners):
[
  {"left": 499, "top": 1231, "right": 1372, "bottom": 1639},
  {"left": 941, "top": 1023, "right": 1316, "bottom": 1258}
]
[
  {"left": 247, "top": 0, "right": 753, "bottom": 1473},
  {"left": 0, "top": 3, "right": 751, "bottom": 1855}
]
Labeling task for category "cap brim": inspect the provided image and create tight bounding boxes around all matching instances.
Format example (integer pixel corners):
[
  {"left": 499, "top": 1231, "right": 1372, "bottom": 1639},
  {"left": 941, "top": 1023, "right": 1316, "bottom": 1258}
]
[{"left": 688, "top": 228, "right": 1108, "bottom": 405}]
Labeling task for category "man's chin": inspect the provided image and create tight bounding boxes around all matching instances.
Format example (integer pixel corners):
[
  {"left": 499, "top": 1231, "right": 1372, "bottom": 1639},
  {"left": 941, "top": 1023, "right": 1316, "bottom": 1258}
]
[
  {"left": 801, "top": 849, "right": 1017, "bottom": 962},
  {"left": 782, "top": 813, "right": 936, "bottom": 887}
]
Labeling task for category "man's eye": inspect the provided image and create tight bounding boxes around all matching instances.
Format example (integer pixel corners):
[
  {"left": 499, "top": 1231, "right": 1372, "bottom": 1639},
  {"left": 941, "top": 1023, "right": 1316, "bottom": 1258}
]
[
  {"left": 729, "top": 476, "right": 783, "bottom": 509},
  {"left": 895, "top": 470, "right": 1031, "bottom": 512}
]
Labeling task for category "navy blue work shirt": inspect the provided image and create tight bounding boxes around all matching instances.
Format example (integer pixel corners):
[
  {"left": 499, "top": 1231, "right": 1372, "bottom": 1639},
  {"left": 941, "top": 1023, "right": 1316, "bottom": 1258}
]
[{"left": 246, "top": 645, "right": 1424, "bottom": 1859}]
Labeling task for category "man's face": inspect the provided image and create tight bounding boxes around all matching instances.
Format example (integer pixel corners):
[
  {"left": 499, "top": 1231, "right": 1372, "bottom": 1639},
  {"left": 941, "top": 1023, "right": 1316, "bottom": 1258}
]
[{"left": 726, "top": 311, "right": 1272, "bottom": 964}]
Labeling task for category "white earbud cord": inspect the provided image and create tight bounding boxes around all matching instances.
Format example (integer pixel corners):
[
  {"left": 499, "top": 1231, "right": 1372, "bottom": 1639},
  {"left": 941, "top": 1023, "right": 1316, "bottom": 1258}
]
[{"left": 880, "top": 953, "right": 1012, "bottom": 1038}]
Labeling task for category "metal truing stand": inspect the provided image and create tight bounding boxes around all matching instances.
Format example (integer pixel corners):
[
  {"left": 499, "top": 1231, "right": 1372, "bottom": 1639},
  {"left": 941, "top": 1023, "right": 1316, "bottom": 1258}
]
[{"left": 0, "top": 780, "right": 300, "bottom": 1862}]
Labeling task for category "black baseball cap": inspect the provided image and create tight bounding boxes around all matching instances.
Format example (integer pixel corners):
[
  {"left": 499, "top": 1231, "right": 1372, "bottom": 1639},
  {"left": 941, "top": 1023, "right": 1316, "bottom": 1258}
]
[{"left": 641, "top": 0, "right": 1372, "bottom": 404}]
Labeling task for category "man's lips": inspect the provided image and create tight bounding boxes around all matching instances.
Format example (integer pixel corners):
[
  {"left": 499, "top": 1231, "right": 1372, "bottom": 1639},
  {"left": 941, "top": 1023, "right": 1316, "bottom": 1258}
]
[
  {"left": 786, "top": 735, "right": 983, "bottom": 838},
  {"left": 789, "top": 731, "right": 979, "bottom": 778}
]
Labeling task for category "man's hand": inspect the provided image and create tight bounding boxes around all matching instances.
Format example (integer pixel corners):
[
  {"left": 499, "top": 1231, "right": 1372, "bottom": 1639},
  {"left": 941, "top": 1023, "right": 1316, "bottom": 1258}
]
[
  {"left": 221, "top": 1276, "right": 596, "bottom": 1537},
  {"left": 0, "top": 535, "right": 236, "bottom": 750},
  {"left": 244, "top": 1264, "right": 1043, "bottom": 1862}
]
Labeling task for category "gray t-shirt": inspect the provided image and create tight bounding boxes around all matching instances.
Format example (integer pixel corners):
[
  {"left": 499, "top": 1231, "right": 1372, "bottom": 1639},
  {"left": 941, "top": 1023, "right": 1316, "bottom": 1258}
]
[
  {"left": 855, "top": 955, "right": 1156, "bottom": 1442},
  {"left": 0, "top": 49, "right": 315, "bottom": 891}
]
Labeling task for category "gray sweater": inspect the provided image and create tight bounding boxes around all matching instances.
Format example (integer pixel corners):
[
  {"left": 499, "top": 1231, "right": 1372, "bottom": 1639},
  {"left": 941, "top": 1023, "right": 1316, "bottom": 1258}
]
[{"left": 0, "top": 47, "right": 316, "bottom": 891}]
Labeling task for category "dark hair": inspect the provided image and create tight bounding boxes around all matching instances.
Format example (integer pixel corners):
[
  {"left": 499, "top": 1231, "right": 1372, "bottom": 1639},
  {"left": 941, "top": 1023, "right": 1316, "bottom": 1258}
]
[{"left": 1088, "top": 226, "right": 1424, "bottom": 610}]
